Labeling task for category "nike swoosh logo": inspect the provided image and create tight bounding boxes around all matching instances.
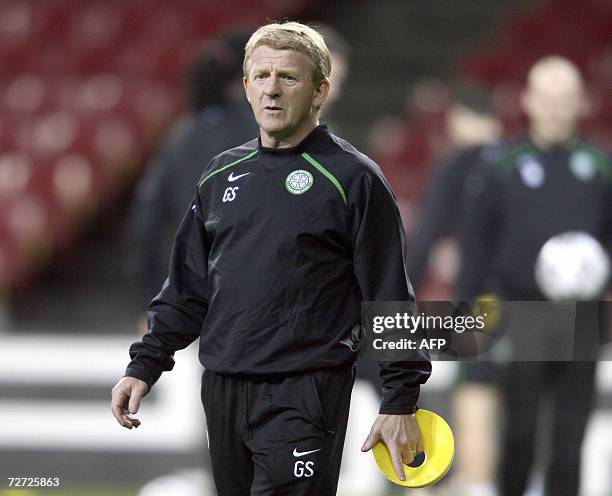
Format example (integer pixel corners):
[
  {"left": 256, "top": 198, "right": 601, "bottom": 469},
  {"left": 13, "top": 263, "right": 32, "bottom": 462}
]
[
  {"left": 293, "top": 448, "right": 322, "bottom": 457},
  {"left": 228, "top": 171, "right": 251, "bottom": 182}
]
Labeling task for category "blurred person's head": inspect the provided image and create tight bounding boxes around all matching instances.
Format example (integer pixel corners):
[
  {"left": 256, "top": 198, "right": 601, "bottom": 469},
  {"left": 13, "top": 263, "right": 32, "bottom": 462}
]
[
  {"left": 521, "top": 56, "right": 589, "bottom": 148},
  {"left": 314, "top": 24, "right": 350, "bottom": 112},
  {"left": 188, "top": 28, "right": 253, "bottom": 113},
  {"left": 446, "top": 84, "right": 502, "bottom": 148},
  {"left": 242, "top": 22, "right": 330, "bottom": 147}
]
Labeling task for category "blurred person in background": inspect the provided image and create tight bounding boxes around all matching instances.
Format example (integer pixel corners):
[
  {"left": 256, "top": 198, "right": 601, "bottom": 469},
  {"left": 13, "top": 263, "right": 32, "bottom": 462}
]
[
  {"left": 313, "top": 24, "right": 350, "bottom": 132},
  {"left": 112, "top": 21, "right": 430, "bottom": 496},
  {"left": 461, "top": 56, "right": 611, "bottom": 496},
  {"left": 129, "top": 28, "right": 258, "bottom": 318},
  {"left": 127, "top": 30, "right": 258, "bottom": 495},
  {"left": 406, "top": 86, "right": 504, "bottom": 496},
  {"left": 407, "top": 84, "right": 503, "bottom": 293}
]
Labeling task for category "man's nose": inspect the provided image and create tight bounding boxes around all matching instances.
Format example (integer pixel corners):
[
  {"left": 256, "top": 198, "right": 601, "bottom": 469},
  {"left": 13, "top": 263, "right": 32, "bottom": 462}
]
[{"left": 263, "top": 75, "right": 281, "bottom": 96}]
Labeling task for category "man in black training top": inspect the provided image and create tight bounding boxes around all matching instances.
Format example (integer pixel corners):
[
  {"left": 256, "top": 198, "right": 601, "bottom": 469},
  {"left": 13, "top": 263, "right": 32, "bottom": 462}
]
[
  {"left": 461, "top": 56, "right": 611, "bottom": 496},
  {"left": 111, "top": 21, "right": 431, "bottom": 496}
]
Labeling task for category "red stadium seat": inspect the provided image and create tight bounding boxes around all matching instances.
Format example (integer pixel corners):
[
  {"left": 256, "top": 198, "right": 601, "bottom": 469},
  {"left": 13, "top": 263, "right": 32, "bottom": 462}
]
[
  {"left": 0, "top": 238, "right": 26, "bottom": 290},
  {"left": 73, "top": 74, "right": 125, "bottom": 114},
  {"left": 0, "top": 0, "right": 316, "bottom": 289},
  {"left": 0, "top": 0, "right": 34, "bottom": 46},
  {"left": 4, "top": 194, "right": 50, "bottom": 257},
  {"left": 67, "top": 3, "right": 123, "bottom": 49},
  {"left": 0, "top": 151, "right": 33, "bottom": 201},
  {"left": 2, "top": 74, "right": 46, "bottom": 114},
  {"left": 26, "top": 111, "right": 80, "bottom": 158},
  {"left": 52, "top": 154, "right": 95, "bottom": 213}
]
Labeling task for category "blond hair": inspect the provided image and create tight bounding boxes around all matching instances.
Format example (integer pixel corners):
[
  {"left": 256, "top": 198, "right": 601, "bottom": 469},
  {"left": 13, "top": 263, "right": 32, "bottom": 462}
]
[{"left": 243, "top": 22, "right": 331, "bottom": 83}]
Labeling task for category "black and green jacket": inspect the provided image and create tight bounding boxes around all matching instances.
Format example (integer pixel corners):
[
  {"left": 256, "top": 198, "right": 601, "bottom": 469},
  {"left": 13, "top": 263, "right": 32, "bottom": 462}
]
[
  {"left": 126, "top": 124, "right": 431, "bottom": 414},
  {"left": 460, "top": 137, "right": 612, "bottom": 299}
]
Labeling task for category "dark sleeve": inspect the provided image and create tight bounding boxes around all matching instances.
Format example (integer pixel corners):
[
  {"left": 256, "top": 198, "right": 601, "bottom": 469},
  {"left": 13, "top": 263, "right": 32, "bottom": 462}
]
[
  {"left": 351, "top": 171, "right": 432, "bottom": 414},
  {"left": 605, "top": 177, "right": 612, "bottom": 291},
  {"left": 457, "top": 163, "right": 500, "bottom": 299},
  {"left": 606, "top": 173, "right": 612, "bottom": 252},
  {"left": 125, "top": 192, "right": 209, "bottom": 388},
  {"left": 407, "top": 157, "right": 463, "bottom": 291},
  {"left": 129, "top": 145, "right": 175, "bottom": 305}
]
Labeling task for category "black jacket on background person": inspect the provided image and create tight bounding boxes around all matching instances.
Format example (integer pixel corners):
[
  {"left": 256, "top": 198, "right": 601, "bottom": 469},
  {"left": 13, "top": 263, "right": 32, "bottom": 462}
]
[
  {"left": 459, "top": 137, "right": 612, "bottom": 300},
  {"left": 126, "top": 124, "right": 431, "bottom": 414},
  {"left": 130, "top": 101, "right": 258, "bottom": 304},
  {"left": 407, "top": 144, "right": 505, "bottom": 293}
]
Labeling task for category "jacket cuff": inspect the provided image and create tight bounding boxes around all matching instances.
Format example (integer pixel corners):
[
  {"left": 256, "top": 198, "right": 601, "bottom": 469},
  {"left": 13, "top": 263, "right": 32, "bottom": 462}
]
[
  {"left": 124, "top": 364, "right": 162, "bottom": 390},
  {"left": 379, "top": 385, "right": 420, "bottom": 415}
]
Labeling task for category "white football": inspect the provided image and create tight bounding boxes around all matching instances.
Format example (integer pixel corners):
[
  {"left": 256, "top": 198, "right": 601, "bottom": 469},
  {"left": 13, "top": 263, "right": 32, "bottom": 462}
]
[{"left": 535, "top": 231, "right": 610, "bottom": 301}]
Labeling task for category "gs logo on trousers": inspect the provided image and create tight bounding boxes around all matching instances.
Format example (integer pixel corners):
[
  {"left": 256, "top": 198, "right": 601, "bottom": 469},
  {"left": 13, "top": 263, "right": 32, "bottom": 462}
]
[{"left": 201, "top": 365, "right": 355, "bottom": 495}]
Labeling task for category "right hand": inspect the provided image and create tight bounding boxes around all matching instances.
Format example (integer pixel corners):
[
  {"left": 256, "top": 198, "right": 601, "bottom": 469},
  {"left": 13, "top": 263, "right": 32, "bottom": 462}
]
[
  {"left": 361, "top": 413, "right": 424, "bottom": 481},
  {"left": 111, "top": 376, "right": 150, "bottom": 429}
]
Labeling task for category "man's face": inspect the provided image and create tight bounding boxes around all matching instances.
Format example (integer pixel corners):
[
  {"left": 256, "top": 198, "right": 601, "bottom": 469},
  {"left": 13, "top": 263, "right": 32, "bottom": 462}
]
[
  {"left": 445, "top": 104, "right": 502, "bottom": 147},
  {"left": 243, "top": 45, "right": 328, "bottom": 143},
  {"left": 522, "top": 66, "right": 588, "bottom": 146}
]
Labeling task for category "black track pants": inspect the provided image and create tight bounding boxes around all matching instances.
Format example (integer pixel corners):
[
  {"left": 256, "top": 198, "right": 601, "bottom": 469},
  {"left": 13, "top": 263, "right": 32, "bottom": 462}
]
[
  {"left": 201, "top": 364, "right": 355, "bottom": 496},
  {"left": 498, "top": 361, "right": 596, "bottom": 496}
]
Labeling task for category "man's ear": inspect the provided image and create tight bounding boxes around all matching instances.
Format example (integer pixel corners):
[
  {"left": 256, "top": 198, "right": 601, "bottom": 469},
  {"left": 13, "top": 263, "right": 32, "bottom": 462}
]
[
  {"left": 313, "top": 78, "right": 330, "bottom": 110},
  {"left": 243, "top": 76, "right": 250, "bottom": 103}
]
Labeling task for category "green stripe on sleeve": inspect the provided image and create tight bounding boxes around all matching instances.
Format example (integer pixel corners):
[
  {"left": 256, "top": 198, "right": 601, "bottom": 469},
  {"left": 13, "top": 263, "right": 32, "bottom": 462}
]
[
  {"left": 198, "top": 150, "right": 258, "bottom": 187},
  {"left": 301, "top": 152, "right": 347, "bottom": 206}
]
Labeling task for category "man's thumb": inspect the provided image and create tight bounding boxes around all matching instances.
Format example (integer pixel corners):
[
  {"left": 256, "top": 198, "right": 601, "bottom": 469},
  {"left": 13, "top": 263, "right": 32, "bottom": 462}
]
[
  {"left": 361, "top": 433, "right": 377, "bottom": 452},
  {"left": 128, "top": 389, "right": 141, "bottom": 415}
]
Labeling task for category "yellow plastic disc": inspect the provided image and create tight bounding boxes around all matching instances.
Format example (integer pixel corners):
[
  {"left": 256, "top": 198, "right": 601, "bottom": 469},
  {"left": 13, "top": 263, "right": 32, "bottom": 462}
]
[
  {"left": 372, "top": 409, "right": 455, "bottom": 487},
  {"left": 472, "top": 293, "right": 502, "bottom": 332}
]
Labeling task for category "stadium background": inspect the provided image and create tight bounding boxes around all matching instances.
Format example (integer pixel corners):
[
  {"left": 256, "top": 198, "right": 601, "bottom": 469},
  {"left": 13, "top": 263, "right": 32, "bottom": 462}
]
[{"left": 0, "top": 0, "right": 611, "bottom": 495}]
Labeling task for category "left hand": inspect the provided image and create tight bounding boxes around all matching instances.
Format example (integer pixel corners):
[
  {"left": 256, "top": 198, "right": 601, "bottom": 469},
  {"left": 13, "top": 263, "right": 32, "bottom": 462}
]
[
  {"left": 361, "top": 413, "right": 424, "bottom": 481},
  {"left": 111, "top": 376, "right": 149, "bottom": 429}
]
